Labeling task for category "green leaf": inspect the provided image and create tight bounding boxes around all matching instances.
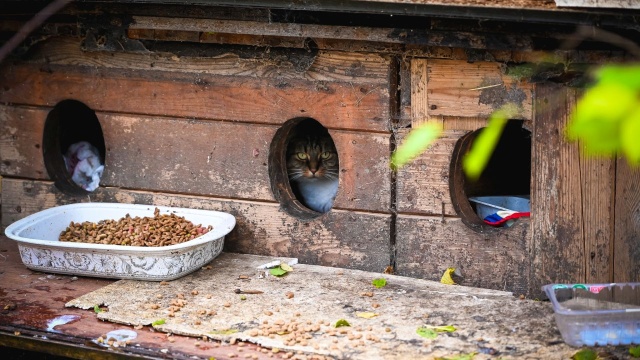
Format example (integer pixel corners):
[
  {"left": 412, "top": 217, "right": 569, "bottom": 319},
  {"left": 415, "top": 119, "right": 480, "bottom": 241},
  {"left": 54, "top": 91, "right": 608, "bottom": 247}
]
[
  {"left": 334, "top": 319, "right": 351, "bottom": 328},
  {"left": 463, "top": 103, "right": 519, "bottom": 180},
  {"left": 151, "top": 319, "right": 166, "bottom": 327},
  {"left": 620, "top": 106, "right": 640, "bottom": 165},
  {"left": 372, "top": 278, "right": 387, "bottom": 288},
  {"left": 94, "top": 305, "right": 102, "bottom": 313},
  {"left": 240, "top": 294, "right": 247, "bottom": 300},
  {"left": 430, "top": 325, "right": 456, "bottom": 332},
  {"left": 269, "top": 266, "right": 288, "bottom": 277},
  {"left": 571, "top": 349, "right": 597, "bottom": 360},
  {"left": 596, "top": 65, "right": 640, "bottom": 90},
  {"left": 391, "top": 123, "right": 442, "bottom": 170},
  {"left": 416, "top": 327, "right": 438, "bottom": 339},
  {"left": 436, "top": 352, "right": 477, "bottom": 360},
  {"left": 209, "top": 329, "right": 238, "bottom": 335},
  {"left": 630, "top": 345, "right": 640, "bottom": 358}
]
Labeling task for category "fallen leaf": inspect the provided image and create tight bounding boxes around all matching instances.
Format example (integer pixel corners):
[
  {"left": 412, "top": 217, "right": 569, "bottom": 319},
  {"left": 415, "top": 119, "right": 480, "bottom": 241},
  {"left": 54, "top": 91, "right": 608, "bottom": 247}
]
[
  {"left": 152, "top": 319, "right": 166, "bottom": 327},
  {"left": 280, "top": 263, "right": 293, "bottom": 272},
  {"left": 270, "top": 267, "right": 288, "bottom": 277},
  {"left": 372, "top": 278, "right": 387, "bottom": 288},
  {"left": 630, "top": 345, "right": 640, "bottom": 358},
  {"left": 436, "top": 352, "right": 477, "bottom": 360},
  {"left": 440, "top": 268, "right": 457, "bottom": 285},
  {"left": 356, "top": 312, "right": 379, "bottom": 319},
  {"left": 334, "top": 319, "right": 351, "bottom": 328},
  {"left": 416, "top": 327, "right": 438, "bottom": 339},
  {"left": 209, "top": 329, "right": 238, "bottom": 335},
  {"left": 94, "top": 305, "right": 103, "bottom": 314},
  {"left": 571, "top": 349, "right": 597, "bottom": 360}
]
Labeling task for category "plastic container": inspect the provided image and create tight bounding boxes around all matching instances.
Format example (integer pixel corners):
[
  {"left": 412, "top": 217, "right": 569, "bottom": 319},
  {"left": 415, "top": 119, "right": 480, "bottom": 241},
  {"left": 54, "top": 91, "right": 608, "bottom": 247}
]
[
  {"left": 543, "top": 283, "right": 640, "bottom": 347},
  {"left": 4, "top": 203, "right": 236, "bottom": 281},
  {"left": 468, "top": 195, "right": 530, "bottom": 219}
]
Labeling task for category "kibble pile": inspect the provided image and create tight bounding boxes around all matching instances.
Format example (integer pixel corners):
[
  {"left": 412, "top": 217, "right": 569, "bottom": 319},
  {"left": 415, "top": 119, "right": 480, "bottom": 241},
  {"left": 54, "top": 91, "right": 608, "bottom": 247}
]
[{"left": 59, "top": 207, "right": 213, "bottom": 247}]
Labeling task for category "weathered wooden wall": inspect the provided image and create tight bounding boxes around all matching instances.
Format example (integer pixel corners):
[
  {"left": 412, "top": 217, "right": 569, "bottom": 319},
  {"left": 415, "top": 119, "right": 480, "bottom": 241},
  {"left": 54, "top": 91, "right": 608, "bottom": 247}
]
[{"left": 1, "top": 2, "right": 639, "bottom": 295}]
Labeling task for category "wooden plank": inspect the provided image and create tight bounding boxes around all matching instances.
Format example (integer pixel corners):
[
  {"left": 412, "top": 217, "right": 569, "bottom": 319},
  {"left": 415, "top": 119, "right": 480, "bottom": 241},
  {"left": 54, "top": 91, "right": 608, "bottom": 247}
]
[
  {"left": 395, "top": 215, "right": 530, "bottom": 295},
  {"left": 410, "top": 59, "right": 442, "bottom": 128},
  {"left": 581, "top": 146, "right": 615, "bottom": 283},
  {"left": 0, "top": 106, "right": 46, "bottom": 180},
  {"left": 421, "top": 59, "right": 533, "bottom": 120},
  {"left": 614, "top": 158, "right": 640, "bottom": 282},
  {"left": 396, "top": 130, "right": 467, "bottom": 216},
  {"left": 529, "top": 83, "right": 585, "bottom": 295},
  {"left": 0, "top": 106, "right": 390, "bottom": 212},
  {"left": 129, "top": 16, "right": 535, "bottom": 51},
  {"left": 1, "top": 178, "right": 392, "bottom": 272},
  {"left": 29, "top": 37, "right": 390, "bottom": 84},
  {"left": 0, "top": 61, "right": 389, "bottom": 133}
]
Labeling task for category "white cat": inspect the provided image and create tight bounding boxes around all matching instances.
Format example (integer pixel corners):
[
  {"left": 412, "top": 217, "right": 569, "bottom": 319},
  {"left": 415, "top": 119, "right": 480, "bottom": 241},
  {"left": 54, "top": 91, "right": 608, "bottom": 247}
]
[{"left": 63, "top": 141, "right": 104, "bottom": 192}]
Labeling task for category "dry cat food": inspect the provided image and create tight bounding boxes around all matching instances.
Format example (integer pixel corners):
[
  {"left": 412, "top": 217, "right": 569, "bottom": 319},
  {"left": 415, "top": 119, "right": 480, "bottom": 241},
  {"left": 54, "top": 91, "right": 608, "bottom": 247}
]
[{"left": 59, "top": 207, "right": 213, "bottom": 246}]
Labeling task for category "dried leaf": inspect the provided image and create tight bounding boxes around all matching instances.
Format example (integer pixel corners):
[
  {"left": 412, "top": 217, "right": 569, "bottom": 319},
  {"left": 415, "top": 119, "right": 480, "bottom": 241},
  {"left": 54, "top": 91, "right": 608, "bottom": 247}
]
[
  {"left": 356, "top": 312, "right": 379, "bottom": 319},
  {"left": 440, "top": 268, "right": 457, "bottom": 285}
]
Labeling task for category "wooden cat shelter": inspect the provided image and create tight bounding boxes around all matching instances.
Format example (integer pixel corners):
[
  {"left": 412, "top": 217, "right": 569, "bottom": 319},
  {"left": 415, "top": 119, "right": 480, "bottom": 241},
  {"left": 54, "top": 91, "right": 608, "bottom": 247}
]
[{"left": 1, "top": 0, "right": 639, "bottom": 297}]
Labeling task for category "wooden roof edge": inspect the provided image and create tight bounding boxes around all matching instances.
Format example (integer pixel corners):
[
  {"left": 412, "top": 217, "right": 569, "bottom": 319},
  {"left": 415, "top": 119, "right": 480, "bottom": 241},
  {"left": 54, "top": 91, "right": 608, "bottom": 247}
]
[{"left": 77, "top": 0, "right": 640, "bottom": 28}]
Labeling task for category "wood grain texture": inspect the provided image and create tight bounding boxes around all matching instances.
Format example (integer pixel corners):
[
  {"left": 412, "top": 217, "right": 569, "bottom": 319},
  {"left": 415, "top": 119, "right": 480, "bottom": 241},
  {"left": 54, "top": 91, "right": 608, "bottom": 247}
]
[
  {"left": 395, "top": 130, "right": 468, "bottom": 216},
  {"left": 0, "top": 106, "right": 390, "bottom": 212},
  {"left": 422, "top": 59, "right": 533, "bottom": 120},
  {"left": 1, "top": 178, "right": 392, "bottom": 272},
  {"left": 29, "top": 37, "right": 391, "bottom": 84},
  {"left": 614, "top": 158, "right": 640, "bottom": 282},
  {"left": 529, "top": 83, "right": 585, "bottom": 295},
  {"left": 0, "top": 43, "right": 390, "bottom": 133},
  {"left": 581, "top": 149, "right": 615, "bottom": 283},
  {"left": 395, "top": 215, "right": 530, "bottom": 294}
]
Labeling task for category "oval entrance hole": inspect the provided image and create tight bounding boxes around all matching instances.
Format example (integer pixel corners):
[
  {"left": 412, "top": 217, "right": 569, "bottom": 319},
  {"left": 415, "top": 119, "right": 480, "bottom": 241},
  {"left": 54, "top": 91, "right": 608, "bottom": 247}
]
[
  {"left": 449, "top": 120, "right": 531, "bottom": 232},
  {"left": 268, "top": 118, "right": 339, "bottom": 221},
  {"left": 43, "top": 100, "right": 106, "bottom": 196}
]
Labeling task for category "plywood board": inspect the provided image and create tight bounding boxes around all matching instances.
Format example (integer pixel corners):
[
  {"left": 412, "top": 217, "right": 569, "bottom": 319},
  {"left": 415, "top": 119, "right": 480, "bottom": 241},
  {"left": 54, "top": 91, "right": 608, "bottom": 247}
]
[
  {"left": 395, "top": 130, "right": 468, "bottom": 216},
  {"left": 1, "top": 178, "right": 391, "bottom": 272},
  {"left": 395, "top": 215, "right": 530, "bottom": 295},
  {"left": 0, "top": 106, "right": 391, "bottom": 212},
  {"left": 410, "top": 59, "right": 533, "bottom": 125},
  {"left": 62, "top": 251, "right": 589, "bottom": 360}
]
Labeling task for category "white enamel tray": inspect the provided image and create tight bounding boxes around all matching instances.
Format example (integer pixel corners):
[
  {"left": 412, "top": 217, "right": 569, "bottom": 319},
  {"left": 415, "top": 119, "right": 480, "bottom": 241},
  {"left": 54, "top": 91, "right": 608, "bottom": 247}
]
[{"left": 4, "top": 203, "right": 236, "bottom": 281}]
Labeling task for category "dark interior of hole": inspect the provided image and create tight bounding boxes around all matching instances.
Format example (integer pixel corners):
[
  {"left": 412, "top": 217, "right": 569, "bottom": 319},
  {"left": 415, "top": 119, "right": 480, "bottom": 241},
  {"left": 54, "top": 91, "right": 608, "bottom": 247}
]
[
  {"left": 43, "top": 99, "right": 106, "bottom": 195},
  {"left": 464, "top": 121, "right": 531, "bottom": 199},
  {"left": 286, "top": 118, "right": 339, "bottom": 214}
]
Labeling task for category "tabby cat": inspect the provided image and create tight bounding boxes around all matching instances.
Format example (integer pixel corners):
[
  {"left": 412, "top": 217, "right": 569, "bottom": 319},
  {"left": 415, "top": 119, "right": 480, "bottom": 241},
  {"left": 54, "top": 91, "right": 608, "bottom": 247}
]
[{"left": 286, "top": 134, "right": 339, "bottom": 213}]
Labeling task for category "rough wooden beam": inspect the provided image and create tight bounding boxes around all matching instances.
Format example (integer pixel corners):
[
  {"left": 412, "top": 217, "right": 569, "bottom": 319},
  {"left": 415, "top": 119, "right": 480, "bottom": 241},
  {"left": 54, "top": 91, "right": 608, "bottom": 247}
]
[{"left": 614, "top": 159, "right": 640, "bottom": 282}]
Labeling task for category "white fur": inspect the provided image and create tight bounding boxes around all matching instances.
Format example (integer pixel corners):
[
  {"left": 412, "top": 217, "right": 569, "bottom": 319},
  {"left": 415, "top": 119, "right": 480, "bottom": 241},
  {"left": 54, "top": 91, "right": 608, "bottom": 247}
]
[{"left": 64, "top": 141, "right": 104, "bottom": 192}]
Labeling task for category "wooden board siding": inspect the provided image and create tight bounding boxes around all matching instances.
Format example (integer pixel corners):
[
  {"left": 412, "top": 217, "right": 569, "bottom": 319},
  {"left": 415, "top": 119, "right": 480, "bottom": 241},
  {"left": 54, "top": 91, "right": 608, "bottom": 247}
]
[
  {"left": 395, "top": 215, "right": 530, "bottom": 294},
  {"left": 0, "top": 105, "right": 390, "bottom": 213},
  {"left": 1, "top": 178, "right": 392, "bottom": 272},
  {"left": 529, "top": 83, "right": 585, "bottom": 294},
  {"left": 410, "top": 58, "right": 533, "bottom": 126},
  {"left": 614, "top": 159, "right": 640, "bottom": 282},
  {"left": 0, "top": 37, "right": 391, "bottom": 133},
  {"left": 395, "top": 130, "right": 468, "bottom": 216}
]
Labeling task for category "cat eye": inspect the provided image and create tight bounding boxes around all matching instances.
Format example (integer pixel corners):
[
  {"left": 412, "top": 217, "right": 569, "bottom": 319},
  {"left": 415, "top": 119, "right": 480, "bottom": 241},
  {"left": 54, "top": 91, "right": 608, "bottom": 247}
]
[
  {"left": 296, "top": 152, "right": 308, "bottom": 160},
  {"left": 321, "top": 151, "right": 332, "bottom": 159}
]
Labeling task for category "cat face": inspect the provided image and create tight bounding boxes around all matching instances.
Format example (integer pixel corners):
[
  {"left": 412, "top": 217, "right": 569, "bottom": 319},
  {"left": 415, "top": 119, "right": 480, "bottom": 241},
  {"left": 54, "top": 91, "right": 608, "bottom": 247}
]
[{"left": 286, "top": 136, "right": 339, "bottom": 182}]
